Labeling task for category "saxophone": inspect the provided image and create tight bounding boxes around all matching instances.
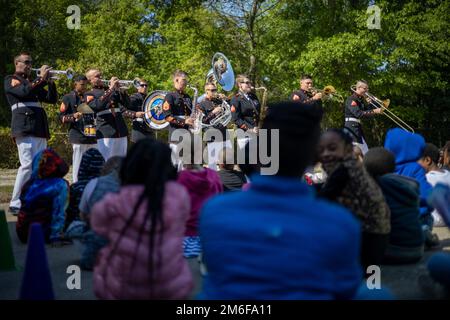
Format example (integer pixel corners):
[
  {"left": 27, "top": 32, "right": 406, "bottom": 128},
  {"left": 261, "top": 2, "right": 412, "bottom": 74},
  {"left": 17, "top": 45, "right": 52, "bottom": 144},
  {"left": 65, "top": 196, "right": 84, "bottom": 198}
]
[{"left": 187, "top": 84, "right": 203, "bottom": 134}]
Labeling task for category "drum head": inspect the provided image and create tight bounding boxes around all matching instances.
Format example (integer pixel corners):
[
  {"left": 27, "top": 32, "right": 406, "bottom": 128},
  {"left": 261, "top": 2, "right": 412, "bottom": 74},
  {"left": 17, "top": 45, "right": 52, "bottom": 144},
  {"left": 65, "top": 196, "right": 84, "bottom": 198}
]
[{"left": 143, "top": 90, "right": 169, "bottom": 130}]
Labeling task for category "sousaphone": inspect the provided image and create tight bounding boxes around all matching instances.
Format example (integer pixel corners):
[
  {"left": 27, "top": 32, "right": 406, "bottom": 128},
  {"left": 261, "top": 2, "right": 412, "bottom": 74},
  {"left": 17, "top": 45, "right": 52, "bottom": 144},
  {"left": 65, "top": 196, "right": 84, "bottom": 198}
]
[{"left": 206, "top": 52, "right": 235, "bottom": 91}]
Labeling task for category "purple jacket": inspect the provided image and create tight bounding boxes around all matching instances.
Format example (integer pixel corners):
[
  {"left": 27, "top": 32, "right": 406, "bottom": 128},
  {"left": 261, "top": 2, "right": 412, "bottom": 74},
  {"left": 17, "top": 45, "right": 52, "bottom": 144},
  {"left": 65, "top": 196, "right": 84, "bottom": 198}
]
[{"left": 178, "top": 168, "right": 223, "bottom": 237}]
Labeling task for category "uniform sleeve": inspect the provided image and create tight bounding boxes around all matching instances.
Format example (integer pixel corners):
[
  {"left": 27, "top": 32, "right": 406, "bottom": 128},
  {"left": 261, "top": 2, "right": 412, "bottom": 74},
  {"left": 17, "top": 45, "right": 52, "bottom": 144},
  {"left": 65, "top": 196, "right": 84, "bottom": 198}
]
[
  {"left": 346, "top": 97, "right": 375, "bottom": 118},
  {"left": 4, "top": 75, "right": 52, "bottom": 100},
  {"left": 59, "top": 94, "right": 76, "bottom": 123},
  {"left": 163, "top": 93, "right": 188, "bottom": 129},
  {"left": 119, "top": 91, "right": 137, "bottom": 119},
  {"left": 85, "top": 89, "right": 119, "bottom": 113},
  {"left": 200, "top": 102, "right": 214, "bottom": 124},
  {"left": 230, "top": 96, "right": 253, "bottom": 130},
  {"left": 128, "top": 93, "right": 142, "bottom": 112},
  {"left": 290, "top": 92, "right": 301, "bottom": 101},
  {"left": 37, "top": 80, "right": 58, "bottom": 104}
]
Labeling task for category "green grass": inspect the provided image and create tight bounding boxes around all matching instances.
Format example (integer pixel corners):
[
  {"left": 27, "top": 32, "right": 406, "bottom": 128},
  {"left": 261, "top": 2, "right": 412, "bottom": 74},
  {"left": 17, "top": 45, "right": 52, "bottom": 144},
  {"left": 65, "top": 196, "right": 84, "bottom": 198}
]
[{"left": 0, "top": 185, "right": 13, "bottom": 203}]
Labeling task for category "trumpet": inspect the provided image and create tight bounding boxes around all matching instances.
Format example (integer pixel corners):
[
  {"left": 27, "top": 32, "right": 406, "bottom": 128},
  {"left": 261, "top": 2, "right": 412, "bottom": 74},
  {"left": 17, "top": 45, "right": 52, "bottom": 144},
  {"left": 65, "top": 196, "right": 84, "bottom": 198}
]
[
  {"left": 100, "top": 78, "right": 141, "bottom": 89},
  {"left": 32, "top": 67, "right": 74, "bottom": 80},
  {"left": 350, "top": 85, "right": 414, "bottom": 133},
  {"left": 310, "top": 85, "right": 344, "bottom": 103}
]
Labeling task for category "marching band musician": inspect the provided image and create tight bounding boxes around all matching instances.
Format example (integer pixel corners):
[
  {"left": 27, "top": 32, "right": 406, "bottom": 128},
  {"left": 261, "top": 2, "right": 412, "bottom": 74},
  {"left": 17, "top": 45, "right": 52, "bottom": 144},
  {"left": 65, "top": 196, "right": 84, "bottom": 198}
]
[
  {"left": 85, "top": 68, "right": 144, "bottom": 161},
  {"left": 344, "top": 80, "right": 382, "bottom": 154},
  {"left": 60, "top": 75, "right": 97, "bottom": 183},
  {"left": 162, "top": 70, "right": 194, "bottom": 167},
  {"left": 4, "top": 52, "right": 58, "bottom": 214},
  {"left": 199, "top": 82, "right": 232, "bottom": 170},
  {"left": 230, "top": 74, "right": 261, "bottom": 150},
  {"left": 128, "top": 78, "right": 155, "bottom": 143},
  {"left": 290, "top": 74, "right": 322, "bottom": 107}
]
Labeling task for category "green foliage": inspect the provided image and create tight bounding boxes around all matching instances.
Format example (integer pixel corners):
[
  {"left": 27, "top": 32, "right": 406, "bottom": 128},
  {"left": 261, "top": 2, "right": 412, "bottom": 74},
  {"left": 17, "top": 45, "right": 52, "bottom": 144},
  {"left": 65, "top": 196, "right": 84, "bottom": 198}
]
[{"left": 0, "top": 0, "right": 448, "bottom": 166}]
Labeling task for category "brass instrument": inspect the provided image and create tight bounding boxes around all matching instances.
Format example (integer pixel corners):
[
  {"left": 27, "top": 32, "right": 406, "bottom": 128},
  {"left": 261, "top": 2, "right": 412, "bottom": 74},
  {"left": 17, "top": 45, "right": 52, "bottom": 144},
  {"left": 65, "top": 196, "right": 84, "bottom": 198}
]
[
  {"left": 201, "top": 52, "right": 235, "bottom": 130},
  {"left": 350, "top": 85, "right": 414, "bottom": 133},
  {"left": 187, "top": 84, "right": 202, "bottom": 134},
  {"left": 310, "top": 85, "right": 344, "bottom": 103},
  {"left": 32, "top": 67, "right": 74, "bottom": 80},
  {"left": 100, "top": 78, "right": 141, "bottom": 89}
]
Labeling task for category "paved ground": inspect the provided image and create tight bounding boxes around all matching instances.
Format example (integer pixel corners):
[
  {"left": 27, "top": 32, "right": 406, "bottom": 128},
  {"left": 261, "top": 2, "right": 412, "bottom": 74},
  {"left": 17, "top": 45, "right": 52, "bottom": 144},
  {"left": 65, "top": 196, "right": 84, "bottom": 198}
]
[
  {"left": 0, "top": 217, "right": 203, "bottom": 300},
  {"left": 0, "top": 168, "right": 449, "bottom": 300}
]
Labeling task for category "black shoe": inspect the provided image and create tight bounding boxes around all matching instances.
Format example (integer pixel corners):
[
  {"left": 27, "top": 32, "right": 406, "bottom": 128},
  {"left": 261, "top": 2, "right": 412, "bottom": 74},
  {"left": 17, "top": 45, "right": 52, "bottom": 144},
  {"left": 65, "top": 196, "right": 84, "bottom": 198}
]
[{"left": 8, "top": 206, "right": 20, "bottom": 216}]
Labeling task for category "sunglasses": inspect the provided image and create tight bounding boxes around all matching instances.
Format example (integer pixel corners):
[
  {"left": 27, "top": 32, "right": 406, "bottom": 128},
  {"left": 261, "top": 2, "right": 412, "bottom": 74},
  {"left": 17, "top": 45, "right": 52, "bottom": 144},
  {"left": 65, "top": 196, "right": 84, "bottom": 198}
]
[
  {"left": 19, "top": 60, "right": 33, "bottom": 65},
  {"left": 241, "top": 81, "right": 251, "bottom": 85},
  {"left": 207, "top": 89, "right": 217, "bottom": 92},
  {"left": 140, "top": 84, "right": 148, "bottom": 87}
]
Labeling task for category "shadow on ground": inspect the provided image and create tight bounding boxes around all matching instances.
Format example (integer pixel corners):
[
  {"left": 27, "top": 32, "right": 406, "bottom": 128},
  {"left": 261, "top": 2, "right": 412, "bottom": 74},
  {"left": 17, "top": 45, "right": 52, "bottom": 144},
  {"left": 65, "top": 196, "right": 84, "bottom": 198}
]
[{"left": 1, "top": 210, "right": 449, "bottom": 300}]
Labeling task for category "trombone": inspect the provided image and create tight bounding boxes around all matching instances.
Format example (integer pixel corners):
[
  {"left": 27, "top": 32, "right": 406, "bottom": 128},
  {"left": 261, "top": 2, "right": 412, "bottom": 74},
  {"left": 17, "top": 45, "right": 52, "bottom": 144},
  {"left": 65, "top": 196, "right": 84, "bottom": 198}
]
[
  {"left": 350, "top": 85, "right": 414, "bottom": 133},
  {"left": 310, "top": 85, "right": 344, "bottom": 103},
  {"left": 32, "top": 67, "right": 74, "bottom": 80}
]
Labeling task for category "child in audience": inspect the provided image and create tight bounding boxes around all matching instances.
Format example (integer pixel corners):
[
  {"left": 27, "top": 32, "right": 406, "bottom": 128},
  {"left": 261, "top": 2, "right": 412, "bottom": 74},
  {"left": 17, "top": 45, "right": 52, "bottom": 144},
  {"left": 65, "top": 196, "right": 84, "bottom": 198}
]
[
  {"left": 427, "top": 184, "right": 450, "bottom": 289},
  {"left": 66, "top": 156, "right": 123, "bottom": 270},
  {"left": 217, "top": 147, "right": 247, "bottom": 192},
  {"left": 384, "top": 129, "right": 435, "bottom": 246},
  {"left": 199, "top": 102, "right": 364, "bottom": 299},
  {"left": 65, "top": 148, "right": 104, "bottom": 230},
  {"left": 91, "top": 139, "right": 193, "bottom": 299},
  {"left": 418, "top": 143, "right": 450, "bottom": 227},
  {"left": 364, "top": 147, "right": 424, "bottom": 264},
  {"left": 318, "top": 129, "right": 391, "bottom": 270},
  {"left": 16, "top": 149, "right": 69, "bottom": 244},
  {"left": 178, "top": 138, "right": 223, "bottom": 258}
]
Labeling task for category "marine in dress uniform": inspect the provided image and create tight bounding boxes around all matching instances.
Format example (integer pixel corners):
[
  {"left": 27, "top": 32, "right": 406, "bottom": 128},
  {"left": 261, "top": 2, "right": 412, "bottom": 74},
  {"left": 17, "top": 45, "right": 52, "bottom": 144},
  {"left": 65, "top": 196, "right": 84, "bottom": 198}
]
[
  {"left": 59, "top": 75, "right": 97, "bottom": 183},
  {"left": 199, "top": 82, "right": 232, "bottom": 170},
  {"left": 290, "top": 74, "right": 322, "bottom": 109},
  {"left": 162, "top": 70, "right": 194, "bottom": 169},
  {"left": 129, "top": 79, "right": 155, "bottom": 143},
  {"left": 230, "top": 75, "right": 261, "bottom": 150},
  {"left": 4, "top": 53, "right": 57, "bottom": 213},
  {"left": 84, "top": 69, "right": 144, "bottom": 161},
  {"left": 344, "top": 80, "right": 382, "bottom": 154}
]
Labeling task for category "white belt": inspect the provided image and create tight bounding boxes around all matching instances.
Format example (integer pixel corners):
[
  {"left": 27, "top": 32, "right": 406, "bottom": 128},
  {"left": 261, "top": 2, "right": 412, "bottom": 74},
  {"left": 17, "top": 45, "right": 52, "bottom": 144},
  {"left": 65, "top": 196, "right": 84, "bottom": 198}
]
[
  {"left": 11, "top": 102, "right": 41, "bottom": 111},
  {"left": 97, "top": 108, "right": 121, "bottom": 116},
  {"left": 345, "top": 117, "right": 361, "bottom": 123},
  {"left": 134, "top": 118, "right": 144, "bottom": 122}
]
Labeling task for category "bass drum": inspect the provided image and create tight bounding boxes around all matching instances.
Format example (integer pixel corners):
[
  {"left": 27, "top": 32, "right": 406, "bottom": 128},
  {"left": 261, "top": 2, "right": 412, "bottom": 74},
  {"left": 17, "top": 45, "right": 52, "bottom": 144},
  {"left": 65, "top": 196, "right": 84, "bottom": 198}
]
[{"left": 143, "top": 90, "right": 169, "bottom": 130}]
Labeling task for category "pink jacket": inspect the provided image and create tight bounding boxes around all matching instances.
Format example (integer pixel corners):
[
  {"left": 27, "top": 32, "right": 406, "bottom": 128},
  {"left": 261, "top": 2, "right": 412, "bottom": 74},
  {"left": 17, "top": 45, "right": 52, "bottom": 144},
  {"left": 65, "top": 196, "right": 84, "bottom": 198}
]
[{"left": 91, "top": 182, "right": 193, "bottom": 299}]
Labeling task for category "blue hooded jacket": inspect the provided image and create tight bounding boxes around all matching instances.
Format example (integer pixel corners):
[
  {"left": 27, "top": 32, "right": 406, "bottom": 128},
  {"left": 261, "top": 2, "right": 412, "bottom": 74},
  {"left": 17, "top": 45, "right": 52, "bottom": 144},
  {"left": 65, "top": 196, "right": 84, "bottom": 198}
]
[{"left": 384, "top": 128, "right": 432, "bottom": 216}]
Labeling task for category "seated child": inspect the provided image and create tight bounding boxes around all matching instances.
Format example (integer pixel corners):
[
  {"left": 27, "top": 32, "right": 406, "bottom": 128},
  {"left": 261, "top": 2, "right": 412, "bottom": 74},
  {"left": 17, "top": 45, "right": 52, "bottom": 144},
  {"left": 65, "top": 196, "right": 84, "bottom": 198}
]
[
  {"left": 418, "top": 143, "right": 450, "bottom": 227},
  {"left": 178, "top": 139, "right": 223, "bottom": 258},
  {"left": 91, "top": 139, "right": 193, "bottom": 299},
  {"left": 217, "top": 147, "right": 247, "bottom": 192},
  {"left": 364, "top": 147, "right": 424, "bottom": 264},
  {"left": 16, "top": 149, "right": 70, "bottom": 244},
  {"left": 318, "top": 129, "right": 391, "bottom": 270},
  {"left": 65, "top": 148, "right": 104, "bottom": 230},
  {"left": 384, "top": 128, "right": 436, "bottom": 247}
]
